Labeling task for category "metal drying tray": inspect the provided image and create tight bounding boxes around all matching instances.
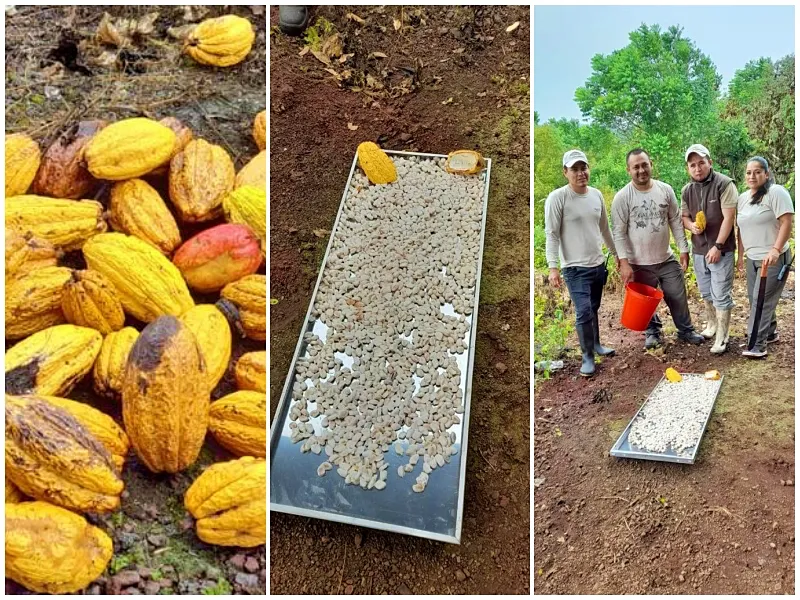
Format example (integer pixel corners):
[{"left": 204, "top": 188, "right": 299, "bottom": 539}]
[
  {"left": 610, "top": 374, "right": 724, "bottom": 464},
  {"left": 269, "top": 150, "right": 492, "bottom": 544}
]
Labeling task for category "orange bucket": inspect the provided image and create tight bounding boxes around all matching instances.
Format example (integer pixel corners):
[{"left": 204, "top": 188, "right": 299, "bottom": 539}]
[{"left": 620, "top": 282, "right": 664, "bottom": 331}]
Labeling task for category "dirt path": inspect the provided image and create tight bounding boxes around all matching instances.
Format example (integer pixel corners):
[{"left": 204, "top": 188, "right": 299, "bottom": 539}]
[
  {"left": 534, "top": 274, "right": 795, "bottom": 594},
  {"left": 269, "top": 6, "right": 530, "bottom": 594}
]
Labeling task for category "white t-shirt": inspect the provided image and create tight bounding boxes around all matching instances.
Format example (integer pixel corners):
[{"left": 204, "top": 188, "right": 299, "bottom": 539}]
[{"left": 737, "top": 185, "right": 794, "bottom": 260}]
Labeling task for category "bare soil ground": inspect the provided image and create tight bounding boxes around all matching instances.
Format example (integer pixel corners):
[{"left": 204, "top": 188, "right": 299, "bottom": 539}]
[
  {"left": 6, "top": 5, "right": 265, "bottom": 595},
  {"left": 269, "top": 5, "right": 530, "bottom": 594},
  {"left": 534, "top": 273, "right": 795, "bottom": 594}
]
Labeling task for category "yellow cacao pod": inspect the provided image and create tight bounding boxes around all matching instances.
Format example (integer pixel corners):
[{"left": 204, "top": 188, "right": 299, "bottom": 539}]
[
  {"left": 148, "top": 116, "right": 195, "bottom": 177},
  {"left": 6, "top": 324, "right": 103, "bottom": 397},
  {"left": 235, "top": 150, "right": 266, "bottom": 189},
  {"left": 184, "top": 456, "right": 266, "bottom": 547},
  {"left": 5, "top": 395, "right": 124, "bottom": 513},
  {"left": 83, "top": 232, "right": 194, "bottom": 323},
  {"left": 219, "top": 274, "right": 266, "bottom": 341},
  {"left": 32, "top": 120, "right": 106, "bottom": 199},
  {"left": 84, "top": 118, "right": 176, "bottom": 180},
  {"left": 122, "top": 316, "right": 209, "bottom": 474},
  {"left": 61, "top": 269, "right": 126, "bottom": 335},
  {"left": 169, "top": 138, "right": 235, "bottom": 222},
  {"left": 93, "top": 326, "right": 139, "bottom": 401},
  {"left": 185, "top": 15, "right": 255, "bottom": 67},
  {"left": 5, "top": 232, "right": 60, "bottom": 283},
  {"left": 6, "top": 196, "right": 107, "bottom": 251},
  {"left": 179, "top": 304, "right": 232, "bottom": 394},
  {"left": 253, "top": 110, "right": 266, "bottom": 150},
  {"left": 6, "top": 501, "right": 113, "bottom": 594},
  {"left": 109, "top": 179, "right": 182, "bottom": 254},
  {"left": 223, "top": 185, "right": 266, "bottom": 252},
  {"left": 695, "top": 210, "right": 706, "bottom": 233},
  {"left": 357, "top": 141, "right": 397, "bottom": 184},
  {"left": 5, "top": 266, "right": 72, "bottom": 340},
  {"left": 208, "top": 391, "right": 266, "bottom": 457},
  {"left": 665, "top": 367, "right": 682, "bottom": 383},
  {"left": 6, "top": 478, "right": 25, "bottom": 503},
  {"left": 5, "top": 133, "right": 41, "bottom": 196},
  {"left": 235, "top": 351, "right": 266, "bottom": 393}
]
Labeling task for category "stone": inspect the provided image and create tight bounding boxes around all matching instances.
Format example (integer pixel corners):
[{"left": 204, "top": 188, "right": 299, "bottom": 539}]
[
  {"left": 230, "top": 553, "right": 247, "bottom": 569},
  {"left": 495, "top": 362, "right": 507, "bottom": 374},
  {"left": 456, "top": 569, "right": 466, "bottom": 582},
  {"left": 147, "top": 534, "right": 167, "bottom": 548},
  {"left": 112, "top": 571, "right": 141, "bottom": 588},
  {"left": 244, "top": 556, "right": 260, "bottom": 573},
  {"left": 355, "top": 532, "right": 363, "bottom": 548},
  {"left": 143, "top": 581, "right": 161, "bottom": 595},
  {"left": 235, "top": 572, "right": 261, "bottom": 592}
]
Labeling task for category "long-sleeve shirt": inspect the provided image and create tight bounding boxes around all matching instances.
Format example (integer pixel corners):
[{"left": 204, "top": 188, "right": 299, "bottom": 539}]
[
  {"left": 544, "top": 184, "right": 617, "bottom": 269},
  {"left": 611, "top": 180, "right": 689, "bottom": 266}
]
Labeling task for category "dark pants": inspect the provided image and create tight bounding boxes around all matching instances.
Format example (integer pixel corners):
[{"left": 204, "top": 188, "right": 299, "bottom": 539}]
[
  {"left": 745, "top": 250, "right": 792, "bottom": 352},
  {"left": 562, "top": 263, "right": 607, "bottom": 326},
  {"left": 631, "top": 256, "right": 695, "bottom": 336}
]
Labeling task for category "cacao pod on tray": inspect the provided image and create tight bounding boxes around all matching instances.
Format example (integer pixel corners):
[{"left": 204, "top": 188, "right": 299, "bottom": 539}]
[
  {"left": 357, "top": 141, "right": 397, "bottom": 184},
  {"left": 6, "top": 196, "right": 107, "bottom": 251},
  {"left": 184, "top": 456, "right": 266, "bottom": 547},
  {"left": 235, "top": 350, "right": 266, "bottom": 393},
  {"left": 179, "top": 304, "right": 232, "bottom": 394},
  {"left": 32, "top": 120, "right": 106, "bottom": 199},
  {"left": 208, "top": 391, "right": 266, "bottom": 457},
  {"left": 169, "top": 138, "right": 235, "bottom": 222},
  {"left": 84, "top": 117, "right": 176, "bottom": 180},
  {"left": 109, "top": 178, "right": 182, "bottom": 255},
  {"left": 218, "top": 274, "right": 266, "bottom": 341},
  {"left": 93, "top": 326, "right": 139, "bottom": 401},
  {"left": 5, "top": 395, "right": 124, "bottom": 513},
  {"left": 235, "top": 150, "right": 266, "bottom": 189},
  {"left": 5, "top": 133, "right": 41, "bottom": 196},
  {"left": 185, "top": 15, "right": 255, "bottom": 67},
  {"left": 223, "top": 185, "right": 266, "bottom": 253},
  {"left": 6, "top": 324, "right": 103, "bottom": 397},
  {"left": 61, "top": 269, "right": 126, "bottom": 335},
  {"left": 5, "top": 266, "right": 72, "bottom": 340},
  {"left": 122, "top": 316, "right": 209, "bottom": 473},
  {"left": 5, "top": 232, "right": 61, "bottom": 283},
  {"left": 6, "top": 501, "right": 113, "bottom": 594}
]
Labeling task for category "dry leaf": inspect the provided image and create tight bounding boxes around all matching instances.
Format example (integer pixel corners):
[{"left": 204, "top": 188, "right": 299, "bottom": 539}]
[
  {"left": 339, "top": 53, "right": 354, "bottom": 64},
  {"left": 321, "top": 33, "right": 343, "bottom": 58},
  {"left": 310, "top": 50, "right": 332, "bottom": 66},
  {"left": 97, "top": 12, "right": 124, "bottom": 47},
  {"left": 183, "top": 5, "right": 210, "bottom": 22},
  {"left": 369, "top": 51, "right": 388, "bottom": 60},
  {"left": 323, "top": 68, "right": 342, "bottom": 81},
  {"left": 393, "top": 18, "right": 402, "bottom": 31},
  {"left": 346, "top": 12, "right": 366, "bottom": 25},
  {"left": 506, "top": 21, "right": 520, "bottom": 33},
  {"left": 313, "top": 229, "right": 330, "bottom": 238},
  {"left": 91, "top": 50, "right": 119, "bottom": 68},
  {"left": 442, "top": 97, "right": 454, "bottom": 105},
  {"left": 452, "top": 47, "right": 465, "bottom": 54},
  {"left": 167, "top": 24, "right": 195, "bottom": 41},
  {"left": 97, "top": 11, "right": 159, "bottom": 47},
  {"left": 298, "top": 46, "right": 310, "bottom": 56},
  {"left": 347, "top": 122, "right": 359, "bottom": 131}
]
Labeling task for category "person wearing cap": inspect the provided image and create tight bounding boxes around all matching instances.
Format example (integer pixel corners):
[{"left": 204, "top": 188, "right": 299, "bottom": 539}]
[
  {"left": 545, "top": 149, "right": 618, "bottom": 378},
  {"left": 680, "top": 144, "right": 738, "bottom": 354},
  {"left": 736, "top": 156, "right": 794, "bottom": 358},
  {"left": 611, "top": 148, "right": 705, "bottom": 349}
]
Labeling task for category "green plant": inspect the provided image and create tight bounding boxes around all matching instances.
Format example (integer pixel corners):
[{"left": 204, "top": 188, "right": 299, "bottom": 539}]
[
  {"left": 202, "top": 578, "right": 233, "bottom": 595},
  {"left": 302, "top": 17, "right": 335, "bottom": 50},
  {"left": 533, "top": 290, "right": 573, "bottom": 365}
]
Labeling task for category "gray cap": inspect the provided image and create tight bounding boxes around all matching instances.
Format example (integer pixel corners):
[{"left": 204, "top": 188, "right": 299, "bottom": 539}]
[
  {"left": 685, "top": 144, "right": 711, "bottom": 162},
  {"left": 563, "top": 149, "right": 588, "bottom": 168}
]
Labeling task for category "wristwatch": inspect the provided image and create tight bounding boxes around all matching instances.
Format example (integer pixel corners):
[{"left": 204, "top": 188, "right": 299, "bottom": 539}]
[{"left": 714, "top": 242, "right": 724, "bottom": 251}]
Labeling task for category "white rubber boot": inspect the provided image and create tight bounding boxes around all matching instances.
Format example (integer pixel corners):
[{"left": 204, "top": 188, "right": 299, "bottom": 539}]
[
  {"left": 710, "top": 309, "right": 731, "bottom": 354},
  {"left": 701, "top": 300, "right": 716, "bottom": 339}
]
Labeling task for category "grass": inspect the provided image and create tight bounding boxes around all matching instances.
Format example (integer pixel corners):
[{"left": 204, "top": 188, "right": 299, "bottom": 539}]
[{"left": 202, "top": 578, "right": 234, "bottom": 595}]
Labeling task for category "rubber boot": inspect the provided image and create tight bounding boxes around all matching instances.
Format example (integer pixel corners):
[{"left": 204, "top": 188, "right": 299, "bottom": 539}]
[
  {"left": 710, "top": 309, "right": 731, "bottom": 354},
  {"left": 279, "top": 6, "right": 309, "bottom": 36},
  {"left": 592, "top": 315, "right": 615, "bottom": 356},
  {"left": 700, "top": 300, "right": 716, "bottom": 339},
  {"left": 576, "top": 321, "right": 596, "bottom": 377}
]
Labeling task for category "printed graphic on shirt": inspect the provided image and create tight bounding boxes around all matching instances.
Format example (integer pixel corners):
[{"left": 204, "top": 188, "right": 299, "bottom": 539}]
[{"left": 630, "top": 197, "right": 669, "bottom": 233}]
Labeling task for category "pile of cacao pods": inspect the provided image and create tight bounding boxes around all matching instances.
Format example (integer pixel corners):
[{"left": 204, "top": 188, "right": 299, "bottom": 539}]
[{"left": 4, "top": 107, "right": 267, "bottom": 594}]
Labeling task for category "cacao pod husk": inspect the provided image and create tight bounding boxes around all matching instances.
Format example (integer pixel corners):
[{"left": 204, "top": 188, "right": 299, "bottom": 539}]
[
  {"left": 179, "top": 304, "right": 232, "bottom": 394},
  {"left": 5, "top": 266, "right": 72, "bottom": 340},
  {"left": 6, "top": 195, "right": 107, "bottom": 251},
  {"left": 84, "top": 117, "right": 176, "bottom": 180},
  {"left": 109, "top": 179, "right": 182, "bottom": 254},
  {"left": 93, "top": 326, "right": 139, "bottom": 401},
  {"left": 61, "top": 269, "right": 126, "bottom": 335},
  {"left": 235, "top": 351, "right": 266, "bottom": 393},
  {"left": 185, "top": 15, "right": 255, "bottom": 67},
  {"left": 169, "top": 138, "right": 235, "bottom": 222},
  {"left": 208, "top": 391, "right": 266, "bottom": 457},
  {"left": 5, "top": 133, "right": 41, "bottom": 196}
]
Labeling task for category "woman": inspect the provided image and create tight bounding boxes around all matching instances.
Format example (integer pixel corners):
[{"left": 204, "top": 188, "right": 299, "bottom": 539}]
[{"left": 736, "top": 156, "right": 794, "bottom": 358}]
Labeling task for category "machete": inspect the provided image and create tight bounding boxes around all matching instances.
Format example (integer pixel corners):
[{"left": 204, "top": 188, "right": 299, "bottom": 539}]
[{"left": 747, "top": 261, "right": 770, "bottom": 351}]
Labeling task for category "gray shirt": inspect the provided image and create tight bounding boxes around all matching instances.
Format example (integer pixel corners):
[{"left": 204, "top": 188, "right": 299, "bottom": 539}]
[
  {"left": 611, "top": 180, "right": 689, "bottom": 265},
  {"left": 737, "top": 184, "right": 794, "bottom": 260},
  {"left": 544, "top": 184, "right": 616, "bottom": 269}
]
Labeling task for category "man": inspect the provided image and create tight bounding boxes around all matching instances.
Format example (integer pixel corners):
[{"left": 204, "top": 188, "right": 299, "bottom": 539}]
[
  {"left": 545, "top": 149, "right": 618, "bottom": 377},
  {"left": 681, "top": 144, "right": 737, "bottom": 354},
  {"left": 611, "top": 149, "right": 704, "bottom": 349}
]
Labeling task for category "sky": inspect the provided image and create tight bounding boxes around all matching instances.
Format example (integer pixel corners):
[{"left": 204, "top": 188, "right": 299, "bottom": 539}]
[{"left": 533, "top": 5, "right": 795, "bottom": 122}]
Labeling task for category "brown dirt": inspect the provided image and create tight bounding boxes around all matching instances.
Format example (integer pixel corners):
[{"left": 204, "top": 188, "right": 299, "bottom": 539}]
[
  {"left": 534, "top": 273, "right": 795, "bottom": 594},
  {"left": 5, "top": 5, "right": 265, "bottom": 595},
  {"left": 269, "top": 5, "right": 530, "bottom": 595}
]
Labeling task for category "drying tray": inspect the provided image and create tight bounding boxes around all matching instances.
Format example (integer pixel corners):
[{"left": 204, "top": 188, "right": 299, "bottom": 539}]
[
  {"left": 269, "top": 150, "right": 492, "bottom": 544},
  {"left": 610, "top": 374, "right": 724, "bottom": 464}
]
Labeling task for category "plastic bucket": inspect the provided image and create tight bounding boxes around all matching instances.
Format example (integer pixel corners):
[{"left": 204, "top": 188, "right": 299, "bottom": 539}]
[{"left": 620, "top": 282, "right": 664, "bottom": 331}]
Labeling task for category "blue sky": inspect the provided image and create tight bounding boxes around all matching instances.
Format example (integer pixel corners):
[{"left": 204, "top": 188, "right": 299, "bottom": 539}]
[{"left": 534, "top": 5, "right": 795, "bottom": 122}]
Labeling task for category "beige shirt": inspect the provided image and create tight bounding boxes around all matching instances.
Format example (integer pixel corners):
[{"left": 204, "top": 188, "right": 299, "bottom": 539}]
[{"left": 737, "top": 185, "right": 794, "bottom": 260}]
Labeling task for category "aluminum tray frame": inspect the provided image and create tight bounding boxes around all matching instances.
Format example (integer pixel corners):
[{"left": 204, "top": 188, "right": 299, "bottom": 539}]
[
  {"left": 269, "top": 149, "right": 492, "bottom": 544},
  {"left": 609, "top": 374, "right": 724, "bottom": 464}
]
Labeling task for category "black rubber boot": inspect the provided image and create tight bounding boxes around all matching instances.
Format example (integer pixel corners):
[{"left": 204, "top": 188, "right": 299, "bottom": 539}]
[
  {"left": 592, "top": 315, "right": 615, "bottom": 356},
  {"left": 576, "top": 321, "right": 596, "bottom": 377},
  {"left": 279, "top": 6, "right": 309, "bottom": 36}
]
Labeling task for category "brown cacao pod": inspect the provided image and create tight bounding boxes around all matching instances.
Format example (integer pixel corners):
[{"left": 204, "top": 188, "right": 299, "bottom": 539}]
[
  {"left": 109, "top": 179, "right": 182, "bottom": 254},
  {"left": 6, "top": 196, "right": 107, "bottom": 251},
  {"left": 5, "top": 232, "right": 61, "bottom": 282},
  {"left": 6, "top": 133, "right": 41, "bottom": 196},
  {"left": 93, "top": 326, "right": 139, "bottom": 401},
  {"left": 185, "top": 15, "right": 255, "bottom": 67},
  {"left": 61, "top": 269, "right": 126, "bottom": 335},
  {"left": 84, "top": 118, "right": 176, "bottom": 180},
  {"left": 168, "top": 138, "right": 235, "bottom": 222},
  {"left": 5, "top": 266, "right": 72, "bottom": 340},
  {"left": 235, "top": 150, "right": 266, "bottom": 189},
  {"left": 31, "top": 120, "right": 106, "bottom": 199},
  {"left": 235, "top": 351, "right": 266, "bottom": 393},
  {"left": 218, "top": 274, "right": 266, "bottom": 341},
  {"left": 208, "top": 391, "right": 266, "bottom": 458},
  {"left": 173, "top": 223, "right": 262, "bottom": 293},
  {"left": 179, "top": 305, "right": 232, "bottom": 394}
]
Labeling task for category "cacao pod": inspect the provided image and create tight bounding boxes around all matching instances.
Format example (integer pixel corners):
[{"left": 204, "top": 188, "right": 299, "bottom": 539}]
[
  {"left": 31, "top": 120, "right": 106, "bottom": 199},
  {"left": 235, "top": 351, "right": 266, "bottom": 393},
  {"left": 109, "top": 179, "right": 182, "bottom": 254},
  {"left": 84, "top": 117, "right": 176, "bottom": 180},
  {"left": 235, "top": 150, "right": 266, "bottom": 189},
  {"left": 6, "top": 501, "right": 113, "bottom": 594},
  {"left": 185, "top": 15, "right": 255, "bottom": 67},
  {"left": 122, "top": 316, "right": 209, "bottom": 473},
  {"left": 6, "top": 478, "right": 25, "bottom": 503},
  {"left": 173, "top": 223, "right": 262, "bottom": 293},
  {"left": 5, "top": 133, "right": 41, "bottom": 196},
  {"left": 5, "top": 395, "right": 124, "bottom": 513},
  {"left": 83, "top": 232, "right": 195, "bottom": 323},
  {"left": 61, "top": 270, "right": 126, "bottom": 335},
  {"left": 6, "top": 324, "right": 103, "bottom": 397},
  {"left": 208, "top": 391, "right": 266, "bottom": 457},
  {"left": 253, "top": 110, "right": 266, "bottom": 151},
  {"left": 5, "top": 232, "right": 60, "bottom": 282},
  {"left": 222, "top": 185, "right": 266, "bottom": 253},
  {"left": 148, "top": 116, "right": 195, "bottom": 177},
  {"left": 184, "top": 456, "right": 266, "bottom": 547},
  {"left": 5, "top": 266, "right": 72, "bottom": 340},
  {"left": 179, "top": 304, "right": 232, "bottom": 394},
  {"left": 357, "top": 141, "right": 397, "bottom": 184},
  {"left": 219, "top": 274, "right": 266, "bottom": 341},
  {"left": 6, "top": 195, "right": 107, "bottom": 251},
  {"left": 169, "top": 138, "right": 235, "bottom": 222},
  {"left": 93, "top": 326, "right": 139, "bottom": 401}
]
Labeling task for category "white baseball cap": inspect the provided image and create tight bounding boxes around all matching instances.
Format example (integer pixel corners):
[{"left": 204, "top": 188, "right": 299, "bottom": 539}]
[
  {"left": 685, "top": 144, "right": 711, "bottom": 162},
  {"left": 563, "top": 149, "right": 588, "bottom": 168}
]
